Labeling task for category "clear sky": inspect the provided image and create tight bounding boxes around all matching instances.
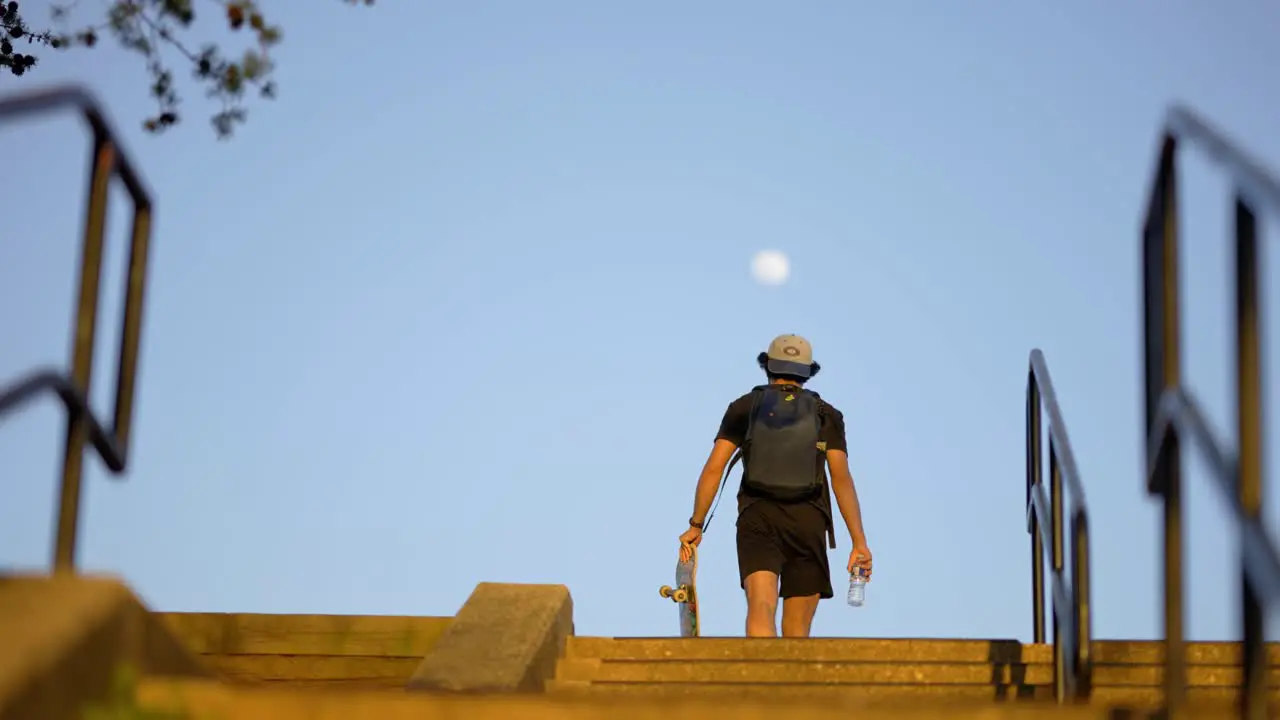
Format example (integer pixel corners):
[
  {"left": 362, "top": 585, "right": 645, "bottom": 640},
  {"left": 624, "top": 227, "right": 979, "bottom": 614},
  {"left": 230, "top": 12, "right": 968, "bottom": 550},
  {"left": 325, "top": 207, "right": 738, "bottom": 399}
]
[{"left": 2, "top": 1, "right": 1279, "bottom": 643}]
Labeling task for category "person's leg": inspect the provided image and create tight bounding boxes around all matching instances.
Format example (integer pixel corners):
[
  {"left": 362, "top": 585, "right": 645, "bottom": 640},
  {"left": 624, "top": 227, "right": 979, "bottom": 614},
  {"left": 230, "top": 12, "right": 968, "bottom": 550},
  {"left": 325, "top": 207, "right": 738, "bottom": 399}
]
[
  {"left": 777, "top": 503, "right": 835, "bottom": 638},
  {"left": 780, "top": 594, "right": 820, "bottom": 637},
  {"left": 736, "top": 501, "right": 785, "bottom": 638},
  {"left": 743, "top": 571, "right": 780, "bottom": 637}
]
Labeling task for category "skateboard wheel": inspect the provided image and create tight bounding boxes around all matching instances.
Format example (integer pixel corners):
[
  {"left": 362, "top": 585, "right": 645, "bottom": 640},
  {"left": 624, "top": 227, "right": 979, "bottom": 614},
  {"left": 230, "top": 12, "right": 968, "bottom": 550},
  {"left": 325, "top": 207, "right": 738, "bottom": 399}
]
[
  {"left": 672, "top": 588, "right": 689, "bottom": 603},
  {"left": 659, "top": 585, "right": 673, "bottom": 599}
]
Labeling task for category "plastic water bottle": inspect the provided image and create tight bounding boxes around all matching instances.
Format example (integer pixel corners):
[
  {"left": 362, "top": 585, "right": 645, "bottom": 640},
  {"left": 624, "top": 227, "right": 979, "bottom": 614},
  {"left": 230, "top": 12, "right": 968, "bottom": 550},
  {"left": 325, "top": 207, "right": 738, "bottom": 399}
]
[{"left": 846, "top": 567, "right": 868, "bottom": 607}]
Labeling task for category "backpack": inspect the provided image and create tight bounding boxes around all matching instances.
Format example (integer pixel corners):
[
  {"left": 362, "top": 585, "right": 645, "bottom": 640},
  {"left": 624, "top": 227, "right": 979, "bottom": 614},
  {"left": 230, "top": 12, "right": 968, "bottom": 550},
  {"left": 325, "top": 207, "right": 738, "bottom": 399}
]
[
  {"left": 702, "top": 385, "right": 825, "bottom": 534},
  {"left": 737, "top": 384, "right": 824, "bottom": 500}
]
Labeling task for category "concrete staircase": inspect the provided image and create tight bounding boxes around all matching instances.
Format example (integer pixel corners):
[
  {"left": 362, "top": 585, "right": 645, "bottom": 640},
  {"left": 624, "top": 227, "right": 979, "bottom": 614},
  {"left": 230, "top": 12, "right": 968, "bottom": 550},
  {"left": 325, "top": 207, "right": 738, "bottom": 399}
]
[
  {"left": 545, "top": 636, "right": 1280, "bottom": 711},
  {"left": 129, "top": 635, "right": 1280, "bottom": 718},
  {"left": 4, "top": 577, "right": 1276, "bottom": 719},
  {"left": 157, "top": 612, "right": 451, "bottom": 690},
  {"left": 131, "top": 677, "right": 1107, "bottom": 720},
  {"left": 127, "top": 635, "right": 1280, "bottom": 718}
]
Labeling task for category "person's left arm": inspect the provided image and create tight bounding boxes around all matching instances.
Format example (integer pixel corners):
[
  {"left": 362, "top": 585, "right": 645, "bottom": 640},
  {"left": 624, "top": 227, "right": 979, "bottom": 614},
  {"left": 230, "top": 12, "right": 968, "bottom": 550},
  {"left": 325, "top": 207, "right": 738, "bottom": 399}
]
[{"left": 823, "top": 405, "right": 872, "bottom": 565}]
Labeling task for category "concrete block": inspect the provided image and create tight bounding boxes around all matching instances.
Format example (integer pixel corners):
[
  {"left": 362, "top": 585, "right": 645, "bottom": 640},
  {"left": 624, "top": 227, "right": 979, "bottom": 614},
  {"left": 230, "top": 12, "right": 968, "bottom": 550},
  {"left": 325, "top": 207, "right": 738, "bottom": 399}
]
[
  {"left": 0, "top": 573, "right": 206, "bottom": 720},
  {"left": 407, "top": 582, "right": 572, "bottom": 694}
]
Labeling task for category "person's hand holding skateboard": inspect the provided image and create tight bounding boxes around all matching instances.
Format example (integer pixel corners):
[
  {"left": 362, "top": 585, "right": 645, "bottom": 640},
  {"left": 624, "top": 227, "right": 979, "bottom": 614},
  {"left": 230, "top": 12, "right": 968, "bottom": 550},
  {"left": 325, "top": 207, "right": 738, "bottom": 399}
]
[
  {"left": 678, "top": 526, "right": 702, "bottom": 562},
  {"left": 848, "top": 544, "right": 873, "bottom": 581}
]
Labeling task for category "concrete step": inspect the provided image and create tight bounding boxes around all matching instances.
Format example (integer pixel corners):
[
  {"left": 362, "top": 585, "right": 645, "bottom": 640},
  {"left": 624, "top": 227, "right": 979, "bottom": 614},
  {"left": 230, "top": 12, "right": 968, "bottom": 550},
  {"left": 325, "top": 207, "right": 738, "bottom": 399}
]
[
  {"left": 545, "top": 679, "right": 1276, "bottom": 710},
  {"left": 157, "top": 612, "right": 451, "bottom": 657},
  {"left": 566, "top": 637, "right": 1280, "bottom": 666},
  {"left": 554, "top": 657, "right": 1280, "bottom": 687},
  {"left": 199, "top": 653, "right": 420, "bottom": 688},
  {"left": 155, "top": 612, "right": 452, "bottom": 689},
  {"left": 133, "top": 678, "right": 1129, "bottom": 719}
]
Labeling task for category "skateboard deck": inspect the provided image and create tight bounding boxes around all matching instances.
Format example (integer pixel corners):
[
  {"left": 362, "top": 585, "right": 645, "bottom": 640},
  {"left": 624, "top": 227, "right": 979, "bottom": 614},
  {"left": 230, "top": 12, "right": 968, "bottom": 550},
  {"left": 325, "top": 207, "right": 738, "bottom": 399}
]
[{"left": 658, "top": 543, "right": 700, "bottom": 637}]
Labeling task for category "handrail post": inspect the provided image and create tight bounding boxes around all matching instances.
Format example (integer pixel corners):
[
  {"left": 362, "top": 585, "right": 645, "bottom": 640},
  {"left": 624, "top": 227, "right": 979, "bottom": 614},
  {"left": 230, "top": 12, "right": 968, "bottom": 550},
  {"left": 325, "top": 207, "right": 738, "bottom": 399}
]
[
  {"left": 52, "top": 134, "right": 115, "bottom": 573},
  {"left": 1234, "top": 196, "right": 1265, "bottom": 720},
  {"left": 1027, "top": 374, "right": 1046, "bottom": 644},
  {"left": 1071, "top": 511, "right": 1092, "bottom": 700},
  {"left": 1144, "top": 137, "right": 1186, "bottom": 716},
  {"left": 112, "top": 202, "right": 152, "bottom": 455},
  {"left": 1050, "top": 442, "right": 1066, "bottom": 702}
]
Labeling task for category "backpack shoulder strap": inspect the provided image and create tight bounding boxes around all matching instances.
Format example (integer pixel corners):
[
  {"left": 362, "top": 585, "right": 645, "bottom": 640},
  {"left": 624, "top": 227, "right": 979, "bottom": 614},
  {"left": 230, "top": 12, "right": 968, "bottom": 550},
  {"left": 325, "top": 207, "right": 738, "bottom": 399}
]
[{"left": 741, "top": 386, "right": 769, "bottom": 445}]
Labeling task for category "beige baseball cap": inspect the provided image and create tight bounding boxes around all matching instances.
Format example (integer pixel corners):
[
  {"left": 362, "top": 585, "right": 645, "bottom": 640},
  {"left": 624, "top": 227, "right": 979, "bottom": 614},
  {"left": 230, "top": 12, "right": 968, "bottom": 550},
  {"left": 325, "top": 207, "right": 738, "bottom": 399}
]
[{"left": 757, "top": 333, "right": 821, "bottom": 378}]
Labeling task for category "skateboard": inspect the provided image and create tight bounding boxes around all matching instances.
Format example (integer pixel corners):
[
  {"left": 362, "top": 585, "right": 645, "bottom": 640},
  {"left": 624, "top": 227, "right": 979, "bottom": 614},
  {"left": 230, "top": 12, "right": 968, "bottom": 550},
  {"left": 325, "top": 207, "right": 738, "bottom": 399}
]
[{"left": 658, "top": 543, "right": 700, "bottom": 637}]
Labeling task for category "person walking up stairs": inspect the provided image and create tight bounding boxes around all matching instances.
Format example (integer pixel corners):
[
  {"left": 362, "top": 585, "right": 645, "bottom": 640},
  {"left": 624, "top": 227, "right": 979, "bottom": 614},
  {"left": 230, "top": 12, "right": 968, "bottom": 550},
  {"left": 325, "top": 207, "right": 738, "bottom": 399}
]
[{"left": 678, "top": 334, "right": 874, "bottom": 638}]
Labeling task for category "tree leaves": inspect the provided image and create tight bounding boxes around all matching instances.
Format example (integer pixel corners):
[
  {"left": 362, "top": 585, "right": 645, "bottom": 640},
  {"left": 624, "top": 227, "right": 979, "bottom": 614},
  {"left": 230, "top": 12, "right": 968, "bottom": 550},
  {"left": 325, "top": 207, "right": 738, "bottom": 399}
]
[{"left": 2, "top": 0, "right": 373, "bottom": 138}]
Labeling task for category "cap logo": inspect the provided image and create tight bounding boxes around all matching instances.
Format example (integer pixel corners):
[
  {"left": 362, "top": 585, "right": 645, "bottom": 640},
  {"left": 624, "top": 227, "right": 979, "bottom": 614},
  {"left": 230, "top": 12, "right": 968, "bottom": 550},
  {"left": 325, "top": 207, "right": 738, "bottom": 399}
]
[{"left": 783, "top": 346, "right": 800, "bottom": 356}]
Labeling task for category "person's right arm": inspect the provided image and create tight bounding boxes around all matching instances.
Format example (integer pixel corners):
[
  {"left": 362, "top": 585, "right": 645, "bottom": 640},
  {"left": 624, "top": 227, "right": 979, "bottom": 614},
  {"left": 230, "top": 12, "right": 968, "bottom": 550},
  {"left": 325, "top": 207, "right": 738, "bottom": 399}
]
[
  {"left": 689, "top": 439, "right": 737, "bottom": 527},
  {"left": 680, "top": 398, "right": 747, "bottom": 555}
]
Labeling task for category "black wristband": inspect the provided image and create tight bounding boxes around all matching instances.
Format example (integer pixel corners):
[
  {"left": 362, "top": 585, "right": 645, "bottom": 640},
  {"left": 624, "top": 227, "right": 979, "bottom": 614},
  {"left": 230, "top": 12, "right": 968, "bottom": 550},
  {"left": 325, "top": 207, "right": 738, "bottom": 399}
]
[{"left": 689, "top": 517, "right": 704, "bottom": 530}]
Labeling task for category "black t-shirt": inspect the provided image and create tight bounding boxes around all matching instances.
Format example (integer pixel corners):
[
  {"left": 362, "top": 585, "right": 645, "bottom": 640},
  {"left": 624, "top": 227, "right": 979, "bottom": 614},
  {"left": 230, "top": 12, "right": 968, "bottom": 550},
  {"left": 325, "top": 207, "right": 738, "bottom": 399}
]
[{"left": 714, "top": 386, "right": 847, "bottom": 548}]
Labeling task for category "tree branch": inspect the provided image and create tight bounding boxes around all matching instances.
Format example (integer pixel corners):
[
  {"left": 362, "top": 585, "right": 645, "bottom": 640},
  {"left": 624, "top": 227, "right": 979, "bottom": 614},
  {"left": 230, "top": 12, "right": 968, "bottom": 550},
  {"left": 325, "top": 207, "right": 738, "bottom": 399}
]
[{"left": 2, "top": 0, "right": 373, "bottom": 138}]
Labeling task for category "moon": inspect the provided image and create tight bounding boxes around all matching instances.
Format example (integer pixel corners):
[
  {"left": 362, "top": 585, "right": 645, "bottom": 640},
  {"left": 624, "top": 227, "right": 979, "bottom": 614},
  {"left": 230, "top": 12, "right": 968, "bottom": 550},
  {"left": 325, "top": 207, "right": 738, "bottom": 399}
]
[{"left": 751, "top": 250, "right": 790, "bottom": 286}]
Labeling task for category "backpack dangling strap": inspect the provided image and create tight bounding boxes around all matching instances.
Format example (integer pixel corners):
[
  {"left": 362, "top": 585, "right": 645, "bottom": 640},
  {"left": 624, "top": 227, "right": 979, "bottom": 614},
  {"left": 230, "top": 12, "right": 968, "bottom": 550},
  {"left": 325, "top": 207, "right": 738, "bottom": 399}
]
[
  {"left": 702, "top": 448, "right": 741, "bottom": 535},
  {"left": 701, "top": 390, "right": 764, "bottom": 535}
]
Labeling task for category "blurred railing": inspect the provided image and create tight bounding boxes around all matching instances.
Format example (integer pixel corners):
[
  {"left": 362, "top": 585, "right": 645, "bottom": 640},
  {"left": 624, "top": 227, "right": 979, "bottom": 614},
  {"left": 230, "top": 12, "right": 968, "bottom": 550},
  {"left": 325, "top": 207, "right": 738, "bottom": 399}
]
[
  {"left": 0, "top": 85, "right": 154, "bottom": 572},
  {"left": 1026, "top": 349, "right": 1093, "bottom": 703},
  {"left": 1141, "top": 105, "right": 1278, "bottom": 720}
]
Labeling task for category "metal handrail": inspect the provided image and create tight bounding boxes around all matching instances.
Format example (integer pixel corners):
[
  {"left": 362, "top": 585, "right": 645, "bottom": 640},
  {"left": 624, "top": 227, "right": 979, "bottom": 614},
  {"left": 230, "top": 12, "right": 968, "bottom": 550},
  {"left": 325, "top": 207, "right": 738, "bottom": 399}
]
[
  {"left": 1147, "top": 388, "right": 1280, "bottom": 604},
  {"left": 0, "top": 370, "right": 124, "bottom": 471},
  {"left": 1026, "top": 349, "right": 1093, "bottom": 702},
  {"left": 0, "top": 85, "right": 154, "bottom": 572},
  {"left": 1142, "top": 104, "right": 1273, "bottom": 720}
]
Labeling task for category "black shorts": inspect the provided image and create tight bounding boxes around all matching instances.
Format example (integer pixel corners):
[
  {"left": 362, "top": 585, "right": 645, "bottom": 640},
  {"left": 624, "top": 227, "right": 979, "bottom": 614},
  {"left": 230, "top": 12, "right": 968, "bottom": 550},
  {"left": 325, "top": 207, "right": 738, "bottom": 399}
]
[{"left": 736, "top": 498, "right": 834, "bottom": 599}]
